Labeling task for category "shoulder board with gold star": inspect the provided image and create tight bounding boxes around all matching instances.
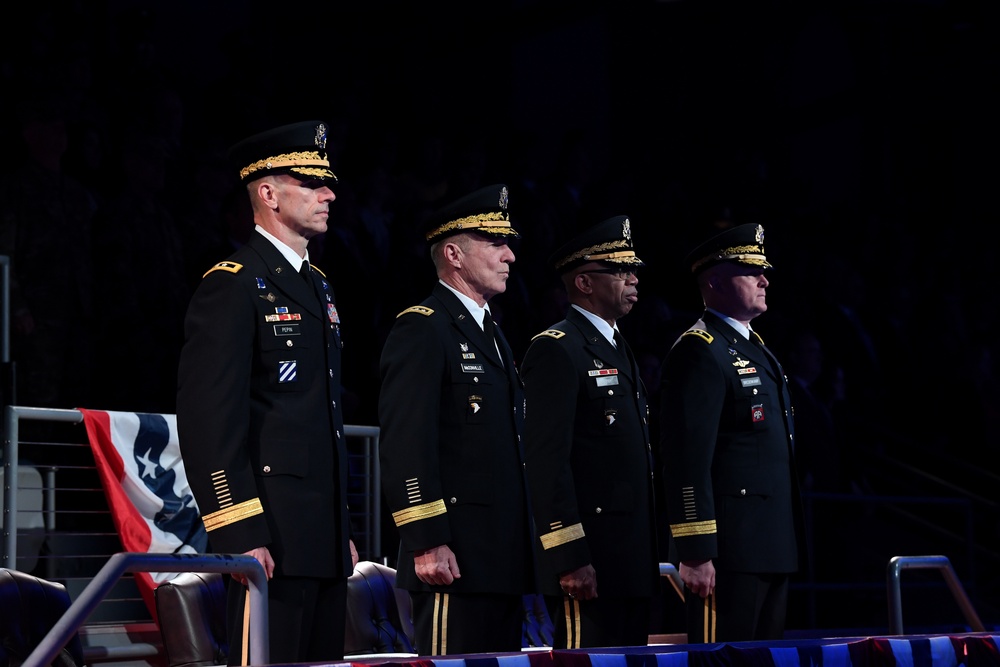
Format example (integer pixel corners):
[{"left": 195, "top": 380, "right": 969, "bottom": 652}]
[
  {"left": 203, "top": 261, "right": 243, "bottom": 278},
  {"left": 532, "top": 329, "right": 566, "bottom": 341},
  {"left": 682, "top": 329, "right": 713, "bottom": 344},
  {"left": 398, "top": 305, "right": 434, "bottom": 318}
]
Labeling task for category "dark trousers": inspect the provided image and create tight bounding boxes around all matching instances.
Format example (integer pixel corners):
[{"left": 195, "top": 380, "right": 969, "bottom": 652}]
[
  {"left": 684, "top": 570, "right": 789, "bottom": 643},
  {"left": 226, "top": 575, "right": 348, "bottom": 665},
  {"left": 547, "top": 594, "right": 652, "bottom": 649},
  {"left": 410, "top": 591, "right": 523, "bottom": 656}
]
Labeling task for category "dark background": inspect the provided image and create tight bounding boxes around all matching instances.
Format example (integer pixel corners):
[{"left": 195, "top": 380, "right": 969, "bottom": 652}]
[{"left": 2, "top": 0, "right": 998, "bottom": 634}]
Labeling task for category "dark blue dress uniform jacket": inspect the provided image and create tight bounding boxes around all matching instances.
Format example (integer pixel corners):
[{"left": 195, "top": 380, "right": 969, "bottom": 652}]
[
  {"left": 521, "top": 307, "right": 659, "bottom": 597},
  {"left": 177, "top": 231, "right": 353, "bottom": 580},
  {"left": 378, "top": 283, "right": 534, "bottom": 594},
  {"left": 660, "top": 311, "right": 805, "bottom": 574}
]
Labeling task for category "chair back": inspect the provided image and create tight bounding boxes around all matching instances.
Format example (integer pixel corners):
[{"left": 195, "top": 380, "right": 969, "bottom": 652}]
[
  {"left": 0, "top": 568, "right": 85, "bottom": 667},
  {"left": 345, "top": 561, "right": 415, "bottom": 655}
]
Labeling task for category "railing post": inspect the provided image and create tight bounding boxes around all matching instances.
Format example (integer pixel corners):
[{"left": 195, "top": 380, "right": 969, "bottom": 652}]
[
  {"left": 2, "top": 404, "right": 19, "bottom": 568},
  {"left": 886, "top": 554, "right": 985, "bottom": 635}
]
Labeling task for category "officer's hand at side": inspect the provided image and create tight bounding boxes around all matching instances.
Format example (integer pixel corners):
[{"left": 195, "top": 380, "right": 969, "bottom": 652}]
[
  {"left": 414, "top": 544, "right": 461, "bottom": 586},
  {"left": 236, "top": 546, "right": 275, "bottom": 586},
  {"left": 680, "top": 559, "right": 715, "bottom": 598},
  {"left": 559, "top": 564, "right": 598, "bottom": 600}
]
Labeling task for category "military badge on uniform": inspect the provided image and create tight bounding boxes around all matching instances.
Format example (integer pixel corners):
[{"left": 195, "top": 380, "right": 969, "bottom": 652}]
[
  {"left": 278, "top": 360, "right": 298, "bottom": 382},
  {"left": 469, "top": 395, "right": 482, "bottom": 414},
  {"left": 204, "top": 261, "right": 242, "bottom": 277},
  {"left": 751, "top": 403, "right": 765, "bottom": 422},
  {"left": 589, "top": 368, "right": 619, "bottom": 387},
  {"left": 255, "top": 277, "right": 267, "bottom": 289},
  {"left": 327, "top": 304, "right": 340, "bottom": 323},
  {"left": 265, "top": 306, "right": 302, "bottom": 322},
  {"left": 605, "top": 409, "right": 617, "bottom": 426}
]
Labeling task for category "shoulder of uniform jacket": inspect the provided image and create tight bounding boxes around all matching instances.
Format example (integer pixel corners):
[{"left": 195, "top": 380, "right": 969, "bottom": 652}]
[
  {"left": 203, "top": 261, "right": 243, "bottom": 278},
  {"left": 397, "top": 305, "right": 434, "bottom": 318},
  {"left": 531, "top": 328, "right": 566, "bottom": 341},
  {"left": 681, "top": 328, "right": 713, "bottom": 344}
]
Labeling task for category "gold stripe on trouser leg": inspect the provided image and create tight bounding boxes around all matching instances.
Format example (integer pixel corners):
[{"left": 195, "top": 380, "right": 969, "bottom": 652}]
[
  {"left": 563, "top": 596, "right": 582, "bottom": 648},
  {"left": 701, "top": 592, "right": 717, "bottom": 643},
  {"left": 241, "top": 589, "right": 251, "bottom": 666},
  {"left": 432, "top": 592, "right": 449, "bottom": 655}
]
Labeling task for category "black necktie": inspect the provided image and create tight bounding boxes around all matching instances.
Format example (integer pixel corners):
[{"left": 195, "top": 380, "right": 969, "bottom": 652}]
[
  {"left": 613, "top": 329, "right": 632, "bottom": 368},
  {"left": 300, "top": 260, "right": 311, "bottom": 283},
  {"left": 613, "top": 329, "right": 625, "bottom": 351},
  {"left": 483, "top": 311, "right": 505, "bottom": 367},
  {"left": 483, "top": 310, "right": 496, "bottom": 341}
]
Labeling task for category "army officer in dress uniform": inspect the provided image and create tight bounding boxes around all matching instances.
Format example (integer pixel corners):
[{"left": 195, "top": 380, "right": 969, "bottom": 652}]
[
  {"left": 659, "top": 222, "right": 805, "bottom": 643},
  {"left": 177, "top": 120, "right": 358, "bottom": 665},
  {"left": 378, "top": 184, "right": 535, "bottom": 656},
  {"left": 521, "top": 216, "right": 660, "bottom": 648}
]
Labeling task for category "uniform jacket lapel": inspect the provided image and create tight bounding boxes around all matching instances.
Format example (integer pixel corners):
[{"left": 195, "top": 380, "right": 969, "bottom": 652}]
[
  {"left": 565, "top": 308, "right": 632, "bottom": 381},
  {"left": 247, "top": 232, "right": 320, "bottom": 318},
  {"left": 431, "top": 283, "right": 504, "bottom": 369},
  {"left": 703, "top": 311, "right": 779, "bottom": 382}
]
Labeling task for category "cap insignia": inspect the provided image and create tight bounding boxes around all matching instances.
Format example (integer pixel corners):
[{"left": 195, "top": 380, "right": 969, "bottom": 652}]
[
  {"left": 499, "top": 186, "right": 509, "bottom": 209},
  {"left": 622, "top": 218, "right": 632, "bottom": 244},
  {"left": 755, "top": 224, "right": 765, "bottom": 244},
  {"left": 314, "top": 123, "right": 328, "bottom": 150}
]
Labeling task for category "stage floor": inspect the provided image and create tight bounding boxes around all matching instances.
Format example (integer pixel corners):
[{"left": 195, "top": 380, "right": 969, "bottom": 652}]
[{"left": 328, "top": 632, "right": 999, "bottom": 667}]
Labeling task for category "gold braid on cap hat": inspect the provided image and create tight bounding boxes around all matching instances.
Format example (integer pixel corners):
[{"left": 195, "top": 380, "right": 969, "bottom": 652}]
[
  {"left": 425, "top": 212, "right": 515, "bottom": 241},
  {"left": 239, "top": 150, "right": 333, "bottom": 181},
  {"left": 555, "top": 239, "right": 641, "bottom": 270},
  {"left": 690, "top": 244, "right": 769, "bottom": 272}
]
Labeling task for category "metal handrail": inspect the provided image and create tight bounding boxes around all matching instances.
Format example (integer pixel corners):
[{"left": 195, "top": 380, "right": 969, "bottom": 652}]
[
  {"left": 886, "top": 554, "right": 985, "bottom": 634},
  {"left": 659, "top": 562, "right": 684, "bottom": 602},
  {"left": 23, "top": 552, "right": 268, "bottom": 667}
]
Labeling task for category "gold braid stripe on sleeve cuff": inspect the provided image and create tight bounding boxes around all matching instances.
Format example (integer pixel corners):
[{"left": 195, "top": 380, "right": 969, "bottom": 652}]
[
  {"left": 539, "top": 523, "right": 586, "bottom": 550},
  {"left": 392, "top": 499, "right": 447, "bottom": 527},
  {"left": 670, "top": 519, "right": 717, "bottom": 538},
  {"left": 202, "top": 498, "right": 264, "bottom": 532}
]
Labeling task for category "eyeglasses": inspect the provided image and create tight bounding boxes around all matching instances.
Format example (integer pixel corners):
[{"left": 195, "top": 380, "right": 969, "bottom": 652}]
[{"left": 582, "top": 268, "right": 638, "bottom": 281}]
